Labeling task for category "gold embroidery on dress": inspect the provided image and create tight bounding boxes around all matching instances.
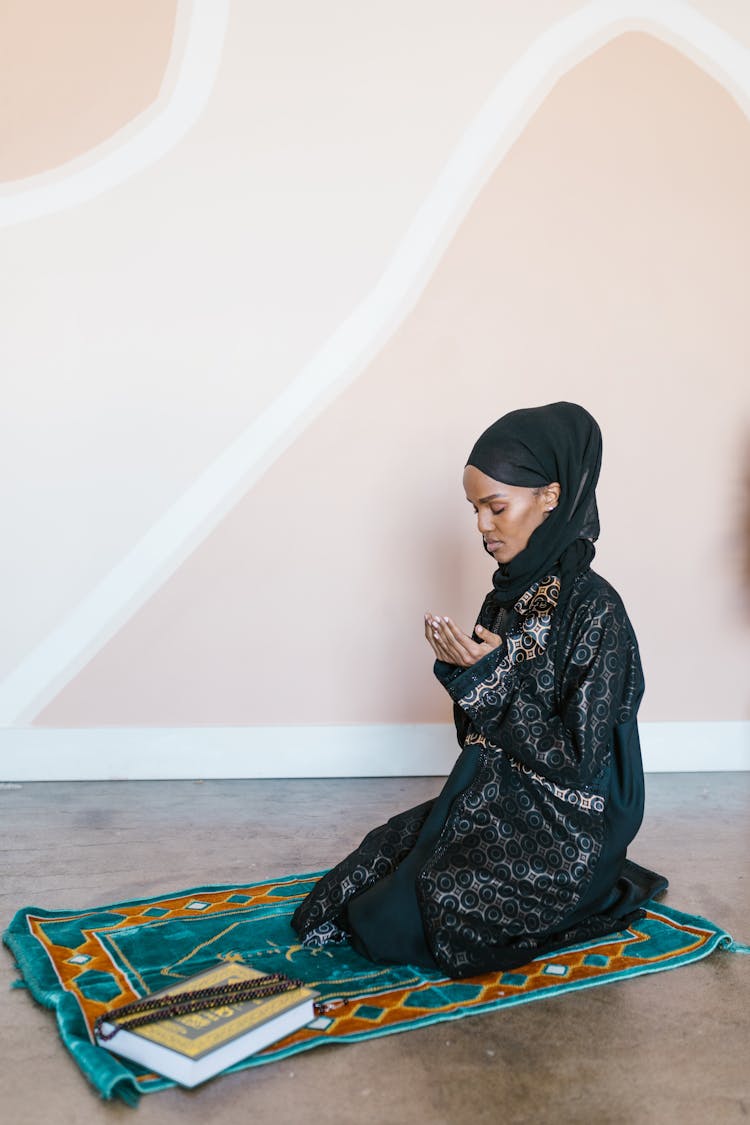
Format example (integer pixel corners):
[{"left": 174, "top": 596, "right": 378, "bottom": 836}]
[
  {"left": 514, "top": 574, "right": 560, "bottom": 616},
  {"left": 459, "top": 574, "right": 562, "bottom": 711},
  {"left": 463, "top": 730, "right": 488, "bottom": 749}
]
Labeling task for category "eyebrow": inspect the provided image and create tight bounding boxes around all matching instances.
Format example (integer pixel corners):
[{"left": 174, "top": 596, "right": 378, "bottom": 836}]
[{"left": 466, "top": 492, "right": 509, "bottom": 504}]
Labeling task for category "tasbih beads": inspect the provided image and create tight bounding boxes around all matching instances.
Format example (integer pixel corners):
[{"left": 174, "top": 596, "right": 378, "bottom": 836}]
[{"left": 94, "top": 973, "right": 305, "bottom": 1041}]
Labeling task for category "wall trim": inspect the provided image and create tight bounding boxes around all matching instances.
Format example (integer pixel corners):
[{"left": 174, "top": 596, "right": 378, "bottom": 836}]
[{"left": 0, "top": 721, "right": 747, "bottom": 781}]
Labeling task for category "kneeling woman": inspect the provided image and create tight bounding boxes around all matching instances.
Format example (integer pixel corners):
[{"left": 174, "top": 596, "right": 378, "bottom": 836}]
[{"left": 291, "top": 401, "right": 667, "bottom": 979}]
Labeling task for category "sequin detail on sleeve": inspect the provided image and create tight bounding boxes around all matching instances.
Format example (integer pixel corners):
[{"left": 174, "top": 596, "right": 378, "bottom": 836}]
[
  {"left": 435, "top": 575, "right": 560, "bottom": 750},
  {"left": 445, "top": 575, "right": 640, "bottom": 789}
]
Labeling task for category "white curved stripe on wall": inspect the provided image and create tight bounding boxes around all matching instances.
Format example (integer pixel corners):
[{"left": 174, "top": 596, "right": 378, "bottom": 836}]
[
  {"left": 2, "top": 0, "right": 749, "bottom": 724},
  {"left": 0, "top": 0, "right": 230, "bottom": 227}
]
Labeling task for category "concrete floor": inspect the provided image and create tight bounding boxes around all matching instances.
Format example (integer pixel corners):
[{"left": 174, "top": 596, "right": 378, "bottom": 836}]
[{"left": 1, "top": 774, "right": 748, "bottom": 1125}]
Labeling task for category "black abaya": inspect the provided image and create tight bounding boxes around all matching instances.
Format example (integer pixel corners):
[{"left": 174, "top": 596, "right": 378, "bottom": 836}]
[
  {"left": 291, "top": 403, "right": 667, "bottom": 977},
  {"left": 291, "top": 568, "right": 668, "bottom": 978}
]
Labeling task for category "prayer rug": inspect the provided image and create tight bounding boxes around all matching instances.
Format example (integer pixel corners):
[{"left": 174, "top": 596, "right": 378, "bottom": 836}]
[{"left": 4, "top": 873, "right": 748, "bottom": 1106}]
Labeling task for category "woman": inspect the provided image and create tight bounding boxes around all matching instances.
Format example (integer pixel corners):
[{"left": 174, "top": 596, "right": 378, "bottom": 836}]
[{"left": 291, "top": 401, "right": 667, "bottom": 979}]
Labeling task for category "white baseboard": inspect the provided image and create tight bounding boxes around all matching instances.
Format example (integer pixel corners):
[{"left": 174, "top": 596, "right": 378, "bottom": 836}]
[{"left": 0, "top": 721, "right": 747, "bottom": 781}]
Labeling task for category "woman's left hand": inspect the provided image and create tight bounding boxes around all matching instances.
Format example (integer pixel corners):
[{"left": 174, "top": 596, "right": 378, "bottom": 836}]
[{"left": 424, "top": 614, "right": 502, "bottom": 668}]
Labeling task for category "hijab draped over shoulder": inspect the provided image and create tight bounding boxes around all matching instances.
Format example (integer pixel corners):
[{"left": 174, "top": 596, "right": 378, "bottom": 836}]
[{"left": 465, "top": 401, "right": 602, "bottom": 606}]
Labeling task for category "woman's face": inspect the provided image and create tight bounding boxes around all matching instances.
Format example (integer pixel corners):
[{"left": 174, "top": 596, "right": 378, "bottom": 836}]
[{"left": 462, "top": 465, "right": 560, "bottom": 565}]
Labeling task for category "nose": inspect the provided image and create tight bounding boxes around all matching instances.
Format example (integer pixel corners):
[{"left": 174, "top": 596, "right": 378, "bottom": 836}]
[{"left": 476, "top": 508, "right": 495, "bottom": 536}]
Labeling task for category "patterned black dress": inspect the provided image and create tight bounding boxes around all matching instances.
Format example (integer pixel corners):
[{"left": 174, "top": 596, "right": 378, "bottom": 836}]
[{"left": 291, "top": 567, "right": 667, "bottom": 979}]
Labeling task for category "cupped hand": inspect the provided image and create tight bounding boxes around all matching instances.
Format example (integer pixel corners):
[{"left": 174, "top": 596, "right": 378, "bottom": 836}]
[{"left": 424, "top": 613, "right": 502, "bottom": 668}]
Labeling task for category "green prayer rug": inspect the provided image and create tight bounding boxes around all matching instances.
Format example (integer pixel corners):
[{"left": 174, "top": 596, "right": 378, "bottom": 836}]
[{"left": 4, "top": 872, "right": 748, "bottom": 1106}]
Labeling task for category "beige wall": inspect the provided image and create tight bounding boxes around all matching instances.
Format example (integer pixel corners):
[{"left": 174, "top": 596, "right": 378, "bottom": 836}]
[
  {"left": 2, "top": 3, "right": 749, "bottom": 737},
  {"left": 0, "top": 0, "right": 177, "bottom": 180}
]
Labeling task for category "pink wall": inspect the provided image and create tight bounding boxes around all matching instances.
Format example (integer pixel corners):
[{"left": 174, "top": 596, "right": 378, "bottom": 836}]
[
  {"left": 0, "top": 0, "right": 176, "bottom": 180},
  {"left": 2, "top": 5, "right": 749, "bottom": 737}
]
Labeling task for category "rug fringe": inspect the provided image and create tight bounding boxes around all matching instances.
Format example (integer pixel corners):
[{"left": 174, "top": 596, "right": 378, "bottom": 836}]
[{"left": 724, "top": 940, "right": 750, "bottom": 954}]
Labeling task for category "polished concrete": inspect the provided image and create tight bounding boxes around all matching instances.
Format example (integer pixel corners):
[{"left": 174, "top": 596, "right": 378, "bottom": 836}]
[{"left": 1, "top": 774, "right": 748, "bottom": 1125}]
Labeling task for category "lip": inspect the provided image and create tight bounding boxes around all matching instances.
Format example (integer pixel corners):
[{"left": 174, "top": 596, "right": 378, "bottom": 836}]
[{"left": 485, "top": 540, "right": 502, "bottom": 551}]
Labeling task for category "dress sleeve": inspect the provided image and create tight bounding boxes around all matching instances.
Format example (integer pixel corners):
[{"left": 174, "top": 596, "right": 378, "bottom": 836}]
[{"left": 434, "top": 594, "right": 640, "bottom": 787}]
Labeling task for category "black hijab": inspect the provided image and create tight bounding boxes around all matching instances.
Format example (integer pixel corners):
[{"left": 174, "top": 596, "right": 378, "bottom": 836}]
[{"left": 465, "top": 401, "right": 602, "bottom": 607}]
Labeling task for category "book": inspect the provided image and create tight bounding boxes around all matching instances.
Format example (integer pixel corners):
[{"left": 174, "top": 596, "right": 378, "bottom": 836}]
[{"left": 94, "top": 962, "right": 320, "bottom": 1087}]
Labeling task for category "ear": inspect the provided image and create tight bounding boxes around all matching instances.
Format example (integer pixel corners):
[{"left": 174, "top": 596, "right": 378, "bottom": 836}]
[{"left": 542, "top": 482, "right": 561, "bottom": 513}]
